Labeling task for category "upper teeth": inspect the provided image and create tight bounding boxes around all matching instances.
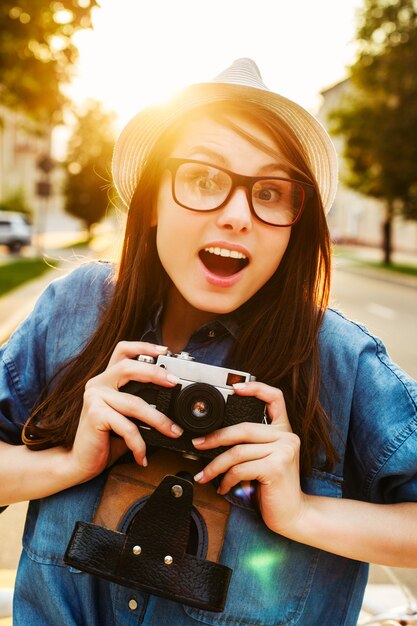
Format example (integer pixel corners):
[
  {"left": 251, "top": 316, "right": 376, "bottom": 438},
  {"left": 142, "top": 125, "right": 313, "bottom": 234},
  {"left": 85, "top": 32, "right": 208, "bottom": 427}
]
[{"left": 204, "top": 247, "right": 247, "bottom": 259}]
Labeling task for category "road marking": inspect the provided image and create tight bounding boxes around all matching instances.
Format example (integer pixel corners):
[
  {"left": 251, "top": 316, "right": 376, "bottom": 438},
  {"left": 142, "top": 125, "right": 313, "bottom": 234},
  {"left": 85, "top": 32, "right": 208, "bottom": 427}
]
[{"left": 366, "top": 303, "right": 397, "bottom": 320}]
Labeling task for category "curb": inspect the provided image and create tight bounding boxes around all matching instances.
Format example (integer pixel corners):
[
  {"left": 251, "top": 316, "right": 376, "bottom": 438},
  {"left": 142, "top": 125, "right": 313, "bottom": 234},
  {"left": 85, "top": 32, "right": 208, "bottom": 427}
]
[{"left": 333, "top": 257, "right": 417, "bottom": 290}]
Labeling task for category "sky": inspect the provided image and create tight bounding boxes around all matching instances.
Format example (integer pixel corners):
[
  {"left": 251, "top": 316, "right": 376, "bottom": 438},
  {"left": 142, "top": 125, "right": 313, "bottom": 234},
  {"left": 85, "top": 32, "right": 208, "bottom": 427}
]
[{"left": 65, "top": 0, "right": 365, "bottom": 132}]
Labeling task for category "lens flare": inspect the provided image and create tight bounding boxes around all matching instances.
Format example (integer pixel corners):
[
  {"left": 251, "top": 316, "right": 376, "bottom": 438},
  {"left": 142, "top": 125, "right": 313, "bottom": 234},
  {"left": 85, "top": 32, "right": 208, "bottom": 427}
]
[
  {"left": 232, "top": 482, "right": 255, "bottom": 506},
  {"left": 244, "top": 550, "right": 286, "bottom": 585}
]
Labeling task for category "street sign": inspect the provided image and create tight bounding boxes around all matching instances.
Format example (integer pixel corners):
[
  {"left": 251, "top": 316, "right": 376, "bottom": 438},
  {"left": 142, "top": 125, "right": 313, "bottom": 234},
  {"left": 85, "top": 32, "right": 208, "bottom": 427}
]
[
  {"left": 36, "top": 181, "right": 52, "bottom": 197},
  {"left": 37, "top": 155, "right": 55, "bottom": 174}
]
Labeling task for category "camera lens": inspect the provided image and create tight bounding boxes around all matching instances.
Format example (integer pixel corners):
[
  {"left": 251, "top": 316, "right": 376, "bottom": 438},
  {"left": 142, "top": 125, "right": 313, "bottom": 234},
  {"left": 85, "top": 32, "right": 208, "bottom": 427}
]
[
  {"left": 191, "top": 400, "right": 210, "bottom": 419},
  {"left": 174, "top": 383, "right": 225, "bottom": 434}
]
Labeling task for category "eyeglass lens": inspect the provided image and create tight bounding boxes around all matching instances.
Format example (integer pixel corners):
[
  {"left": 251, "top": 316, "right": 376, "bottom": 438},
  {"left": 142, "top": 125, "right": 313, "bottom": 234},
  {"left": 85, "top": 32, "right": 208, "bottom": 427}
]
[{"left": 173, "top": 161, "right": 305, "bottom": 226}]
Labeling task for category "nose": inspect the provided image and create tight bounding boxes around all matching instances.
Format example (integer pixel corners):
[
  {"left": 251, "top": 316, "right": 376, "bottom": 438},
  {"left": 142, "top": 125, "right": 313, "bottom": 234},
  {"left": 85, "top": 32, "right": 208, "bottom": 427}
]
[{"left": 216, "top": 187, "right": 253, "bottom": 232}]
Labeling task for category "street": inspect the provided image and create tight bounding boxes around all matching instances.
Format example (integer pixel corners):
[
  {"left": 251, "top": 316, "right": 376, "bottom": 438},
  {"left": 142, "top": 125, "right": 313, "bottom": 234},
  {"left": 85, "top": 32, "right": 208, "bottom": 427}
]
[{"left": 331, "top": 259, "right": 417, "bottom": 379}]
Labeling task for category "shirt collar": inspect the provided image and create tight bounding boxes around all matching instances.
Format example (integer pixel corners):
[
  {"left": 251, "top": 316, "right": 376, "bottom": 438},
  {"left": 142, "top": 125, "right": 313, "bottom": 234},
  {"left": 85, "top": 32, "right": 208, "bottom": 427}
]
[
  {"left": 213, "top": 312, "right": 240, "bottom": 339},
  {"left": 141, "top": 302, "right": 241, "bottom": 343}
]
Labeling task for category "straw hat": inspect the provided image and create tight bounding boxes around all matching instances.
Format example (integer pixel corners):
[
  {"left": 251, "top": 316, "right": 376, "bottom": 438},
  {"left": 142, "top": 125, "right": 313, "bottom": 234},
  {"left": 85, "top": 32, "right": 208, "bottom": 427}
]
[{"left": 112, "top": 58, "right": 338, "bottom": 214}]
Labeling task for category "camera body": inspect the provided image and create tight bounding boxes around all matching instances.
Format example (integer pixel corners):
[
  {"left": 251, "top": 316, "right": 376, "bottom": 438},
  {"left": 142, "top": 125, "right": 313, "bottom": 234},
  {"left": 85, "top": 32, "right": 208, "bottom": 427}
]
[{"left": 121, "top": 352, "right": 267, "bottom": 459}]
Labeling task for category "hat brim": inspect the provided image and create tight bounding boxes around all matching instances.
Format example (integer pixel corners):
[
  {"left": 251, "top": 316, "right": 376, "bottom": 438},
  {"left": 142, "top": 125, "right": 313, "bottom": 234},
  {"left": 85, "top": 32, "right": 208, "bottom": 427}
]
[{"left": 112, "top": 82, "right": 338, "bottom": 214}]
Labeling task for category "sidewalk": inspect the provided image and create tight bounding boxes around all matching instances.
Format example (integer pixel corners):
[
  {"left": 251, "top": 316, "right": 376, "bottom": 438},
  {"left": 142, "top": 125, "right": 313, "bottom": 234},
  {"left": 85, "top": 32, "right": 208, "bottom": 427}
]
[
  {"left": 333, "top": 243, "right": 417, "bottom": 289},
  {"left": 335, "top": 243, "right": 417, "bottom": 266}
]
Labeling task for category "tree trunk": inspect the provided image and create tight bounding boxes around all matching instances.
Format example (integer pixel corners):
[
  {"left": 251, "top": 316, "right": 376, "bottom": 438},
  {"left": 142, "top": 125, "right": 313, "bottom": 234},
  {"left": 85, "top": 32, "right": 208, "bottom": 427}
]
[{"left": 382, "top": 201, "right": 394, "bottom": 265}]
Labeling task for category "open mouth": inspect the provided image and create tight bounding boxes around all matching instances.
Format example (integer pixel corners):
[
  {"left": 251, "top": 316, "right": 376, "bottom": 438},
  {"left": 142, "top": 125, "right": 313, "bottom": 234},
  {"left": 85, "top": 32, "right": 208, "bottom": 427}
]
[{"left": 199, "top": 247, "right": 250, "bottom": 277}]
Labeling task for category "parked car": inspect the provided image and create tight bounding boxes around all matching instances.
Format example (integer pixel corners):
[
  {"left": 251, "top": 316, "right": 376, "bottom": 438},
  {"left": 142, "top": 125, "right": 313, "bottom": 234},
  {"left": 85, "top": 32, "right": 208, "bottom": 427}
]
[{"left": 0, "top": 211, "right": 32, "bottom": 253}]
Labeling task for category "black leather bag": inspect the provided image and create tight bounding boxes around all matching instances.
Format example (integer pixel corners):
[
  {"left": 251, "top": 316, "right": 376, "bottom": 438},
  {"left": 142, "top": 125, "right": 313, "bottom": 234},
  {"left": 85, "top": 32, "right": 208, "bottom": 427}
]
[{"left": 64, "top": 451, "right": 232, "bottom": 612}]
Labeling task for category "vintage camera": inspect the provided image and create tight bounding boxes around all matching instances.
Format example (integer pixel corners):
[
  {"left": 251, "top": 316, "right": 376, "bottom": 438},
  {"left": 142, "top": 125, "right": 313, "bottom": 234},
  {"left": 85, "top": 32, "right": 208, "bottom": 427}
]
[{"left": 120, "top": 352, "right": 267, "bottom": 459}]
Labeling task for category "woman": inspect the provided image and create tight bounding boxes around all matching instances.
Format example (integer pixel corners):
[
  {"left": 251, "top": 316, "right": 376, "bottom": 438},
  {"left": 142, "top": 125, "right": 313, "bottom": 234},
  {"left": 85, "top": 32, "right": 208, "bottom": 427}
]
[{"left": 0, "top": 58, "right": 416, "bottom": 626}]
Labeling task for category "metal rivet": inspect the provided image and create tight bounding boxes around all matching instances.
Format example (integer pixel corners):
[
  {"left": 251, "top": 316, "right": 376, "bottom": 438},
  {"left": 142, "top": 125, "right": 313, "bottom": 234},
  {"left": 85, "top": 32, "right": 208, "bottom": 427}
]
[
  {"left": 208, "top": 329, "right": 215, "bottom": 338},
  {"left": 128, "top": 597, "right": 138, "bottom": 611},
  {"left": 164, "top": 555, "right": 173, "bottom": 565},
  {"left": 132, "top": 545, "right": 142, "bottom": 555},
  {"left": 171, "top": 484, "right": 183, "bottom": 498}
]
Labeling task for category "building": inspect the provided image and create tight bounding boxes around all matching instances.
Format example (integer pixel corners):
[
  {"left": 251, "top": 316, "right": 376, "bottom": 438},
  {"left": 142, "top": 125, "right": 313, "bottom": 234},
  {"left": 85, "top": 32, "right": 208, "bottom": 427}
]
[{"left": 0, "top": 105, "right": 82, "bottom": 237}]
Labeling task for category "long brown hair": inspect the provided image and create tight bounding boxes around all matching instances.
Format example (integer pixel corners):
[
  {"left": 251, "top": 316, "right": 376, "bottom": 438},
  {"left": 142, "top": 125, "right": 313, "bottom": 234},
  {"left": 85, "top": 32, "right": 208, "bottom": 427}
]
[{"left": 23, "top": 100, "right": 336, "bottom": 475}]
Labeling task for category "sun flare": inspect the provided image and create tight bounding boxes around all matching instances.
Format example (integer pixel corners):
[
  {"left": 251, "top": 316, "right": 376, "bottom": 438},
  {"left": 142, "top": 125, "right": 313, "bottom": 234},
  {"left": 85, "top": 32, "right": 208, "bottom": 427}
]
[{"left": 65, "top": 0, "right": 362, "bottom": 132}]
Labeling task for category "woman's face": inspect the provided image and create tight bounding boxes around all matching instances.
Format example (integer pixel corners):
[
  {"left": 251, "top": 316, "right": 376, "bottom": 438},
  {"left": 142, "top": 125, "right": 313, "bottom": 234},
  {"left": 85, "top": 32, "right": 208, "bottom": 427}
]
[{"left": 155, "top": 113, "right": 293, "bottom": 315}]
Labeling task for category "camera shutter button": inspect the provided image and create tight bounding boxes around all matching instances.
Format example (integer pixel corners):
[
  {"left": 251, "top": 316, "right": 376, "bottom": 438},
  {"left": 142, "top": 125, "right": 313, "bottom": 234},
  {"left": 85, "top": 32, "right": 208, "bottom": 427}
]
[
  {"left": 137, "top": 355, "right": 155, "bottom": 364},
  {"left": 176, "top": 351, "right": 195, "bottom": 360}
]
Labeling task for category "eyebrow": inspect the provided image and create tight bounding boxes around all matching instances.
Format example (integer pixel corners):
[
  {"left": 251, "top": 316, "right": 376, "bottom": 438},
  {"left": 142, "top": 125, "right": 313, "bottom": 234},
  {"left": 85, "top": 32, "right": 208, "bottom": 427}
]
[
  {"left": 185, "top": 146, "right": 289, "bottom": 176},
  {"left": 186, "top": 146, "right": 228, "bottom": 165}
]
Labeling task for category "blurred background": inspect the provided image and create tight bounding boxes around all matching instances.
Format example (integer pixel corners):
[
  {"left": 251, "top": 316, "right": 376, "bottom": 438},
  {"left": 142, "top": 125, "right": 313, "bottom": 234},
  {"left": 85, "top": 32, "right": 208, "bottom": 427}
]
[{"left": 0, "top": 0, "right": 416, "bottom": 624}]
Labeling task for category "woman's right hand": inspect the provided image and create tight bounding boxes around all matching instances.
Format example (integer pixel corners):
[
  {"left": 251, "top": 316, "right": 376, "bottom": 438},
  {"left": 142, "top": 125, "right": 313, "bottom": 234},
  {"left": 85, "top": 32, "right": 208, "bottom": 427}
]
[{"left": 67, "top": 341, "right": 183, "bottom": 484}]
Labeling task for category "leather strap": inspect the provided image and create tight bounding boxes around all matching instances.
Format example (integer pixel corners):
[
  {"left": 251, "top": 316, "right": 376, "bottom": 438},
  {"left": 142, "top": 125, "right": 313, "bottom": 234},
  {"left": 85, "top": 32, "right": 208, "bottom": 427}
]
[
  {"left": 64, "top": 473, "right": 232, "bottom": 611},
  {"left": 93, "top": 449, "right": 230, "bottom": 562}
]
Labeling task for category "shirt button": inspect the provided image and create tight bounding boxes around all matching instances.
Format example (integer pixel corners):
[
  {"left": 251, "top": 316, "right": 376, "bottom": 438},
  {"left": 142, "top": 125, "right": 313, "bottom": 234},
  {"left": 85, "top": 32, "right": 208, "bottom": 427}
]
[{"left": 128, "top": 597, "right": 138, "bottom": 611}]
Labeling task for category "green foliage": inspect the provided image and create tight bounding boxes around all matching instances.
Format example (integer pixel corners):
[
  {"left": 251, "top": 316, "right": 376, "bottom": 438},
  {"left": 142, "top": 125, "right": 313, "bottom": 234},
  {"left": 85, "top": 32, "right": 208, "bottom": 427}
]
[
  {"left": 0, "top": 258, "right": 58, "bottom": 297},
  {"left": 0, "top": 189, "right": 31, "bottom": 214},
  {"left": 0, "top": 1, "right": 99, "bottom": 123},
  {"left": 64, "top": 100, "right": 116, "bottom": 230},
  {"left": 330, "top": 0, "right": 417, "bottom": 221}
]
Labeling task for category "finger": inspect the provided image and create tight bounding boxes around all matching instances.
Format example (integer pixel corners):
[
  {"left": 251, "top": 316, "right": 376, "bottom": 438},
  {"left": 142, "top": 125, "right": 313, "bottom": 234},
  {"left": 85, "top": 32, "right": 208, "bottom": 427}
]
[
  {"left": 216, "top": 457, "right": 274, "bottom": 495},
  {"left": 102, "top": 389, "right": 184, "bottom": 438},
  {"left": 93, "top": 358, "right": 179, "bottom": 391},
  {"left": 96, "top": 405, "right": 149, "bottom": 466},
  {"left": 107, "top": 341, "right": 168, "bottom": 368},
  {"left": 217, "top": 441, "right": 300, "bottom": 495},
  {"left": 192, "top": 421, "right": 294, "bottom": 449},
  {"left": 194, "top": 443, "right": 272, "bottom": 484},
  {"left": 233, "top": 382, "right": 291, "bottom": 430},
  {"left": 81, "top": 400, "right": 148, "bottom": 466}
]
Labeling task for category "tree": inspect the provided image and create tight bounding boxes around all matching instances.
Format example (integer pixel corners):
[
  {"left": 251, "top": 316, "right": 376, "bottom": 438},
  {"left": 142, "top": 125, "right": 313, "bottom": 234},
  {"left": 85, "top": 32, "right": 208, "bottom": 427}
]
[
  {"left": 329, "top": 0, "right": 417, "bottom": 264},
  {"left": 0, "top": 189, "right": 30, "bottom": 215},
  {"left": 0, "top": 0, "right": 98, "bottom": 124},
  {"left": 64, "top": 100, "right": 116, "bottom": 232}
]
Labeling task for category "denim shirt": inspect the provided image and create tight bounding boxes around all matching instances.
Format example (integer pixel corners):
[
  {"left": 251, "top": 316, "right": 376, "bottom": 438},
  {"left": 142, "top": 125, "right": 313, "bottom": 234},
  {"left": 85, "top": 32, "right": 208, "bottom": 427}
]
[{"left": 1, "top": 261, "right": 416, "bottom": 626}]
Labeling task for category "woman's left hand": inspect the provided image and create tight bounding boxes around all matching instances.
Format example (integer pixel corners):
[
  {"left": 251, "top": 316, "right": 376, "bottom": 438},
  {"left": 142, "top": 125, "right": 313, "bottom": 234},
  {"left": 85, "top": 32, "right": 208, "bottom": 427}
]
[{"left": 192, "top": 381, "right": 306, "bottom": 535}]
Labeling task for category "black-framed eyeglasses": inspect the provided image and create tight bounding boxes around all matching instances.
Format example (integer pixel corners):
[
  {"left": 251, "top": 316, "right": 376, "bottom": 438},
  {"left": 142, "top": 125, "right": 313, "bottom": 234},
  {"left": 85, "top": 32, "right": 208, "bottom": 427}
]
[{"left": 164, "top": 158, "right": 315, "bottom": 227}]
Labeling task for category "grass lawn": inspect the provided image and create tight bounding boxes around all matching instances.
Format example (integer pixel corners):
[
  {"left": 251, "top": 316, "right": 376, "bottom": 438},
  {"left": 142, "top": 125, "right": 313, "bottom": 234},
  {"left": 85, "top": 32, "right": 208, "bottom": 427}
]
[
  {"left": 364, "top": 260, "right": 417, "bottom": 277},
  {"left": 334, "top": 246, "right": 417, "bottom": 277},
  {"left": 0, "top": 258, "right": 58, "bottom": 298}
]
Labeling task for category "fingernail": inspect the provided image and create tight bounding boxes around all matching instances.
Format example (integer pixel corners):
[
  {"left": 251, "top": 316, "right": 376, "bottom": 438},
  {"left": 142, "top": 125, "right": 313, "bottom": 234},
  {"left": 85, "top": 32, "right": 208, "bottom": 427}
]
[
  {"left": 142, "top": 456, "right": 148, "bottom": 467},
  {"left": 156, "top": 345, "right": 168, "bottom": 353},
  {"left": 171, "top": 423, "right": 183, "bottom": 436},
  {"left": 192, "top": 437, "right": 205, "bottom": 446},
  {"left": 167, "top": 373, "right": 179, "bottom": 384},
  {"left": 233, "top": 382, "right": 247, "bottom": 390},
  {"left": 194, "top": 471, "right": 204, "bottom": 482}
]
